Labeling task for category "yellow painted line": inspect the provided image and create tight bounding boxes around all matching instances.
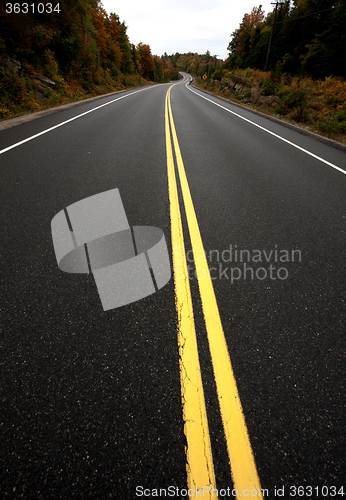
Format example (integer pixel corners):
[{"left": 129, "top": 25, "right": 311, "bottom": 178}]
[
  {"left": 167, "top": 83, "right": 263, "bottom": 497},
  {"left": 165, "top": 84, "right": 218, "bottom": 498}
]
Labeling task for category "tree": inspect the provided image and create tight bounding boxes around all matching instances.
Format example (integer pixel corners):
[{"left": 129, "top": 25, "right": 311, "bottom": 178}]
[
  {"left": 136, "top": 42, "right": 154, "bottom": 78},
  {"left": 227, "top": 5, "right": 265, "bottom": 68},
  {"left": 225, "top": 0, "right": 346, "bottom": 77}
]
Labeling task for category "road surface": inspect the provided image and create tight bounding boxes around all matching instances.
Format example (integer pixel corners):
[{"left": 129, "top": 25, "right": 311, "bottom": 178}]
[{"left": 1, "top": 74, "right": 345, "bottom": 499}]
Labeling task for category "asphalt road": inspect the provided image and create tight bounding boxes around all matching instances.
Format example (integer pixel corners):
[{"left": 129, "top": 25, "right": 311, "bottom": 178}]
[{"left": 1, "top": 74, "right": 345, "bottom": 499}]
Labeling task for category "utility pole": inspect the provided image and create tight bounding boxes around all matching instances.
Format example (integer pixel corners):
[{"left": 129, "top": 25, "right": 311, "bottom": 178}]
[{"left": 264, "top": 1, "right": 284, "bottom": 71}]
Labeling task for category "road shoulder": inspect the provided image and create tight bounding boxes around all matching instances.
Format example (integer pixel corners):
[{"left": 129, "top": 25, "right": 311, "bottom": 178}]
[{"left": 190, "top": 81, "right": 346, "bottom": 153}]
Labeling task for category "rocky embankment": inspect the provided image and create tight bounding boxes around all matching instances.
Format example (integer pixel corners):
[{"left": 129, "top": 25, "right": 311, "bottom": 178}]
[{"left": 205, "top": 75, "right": 281, "bottom": 109}]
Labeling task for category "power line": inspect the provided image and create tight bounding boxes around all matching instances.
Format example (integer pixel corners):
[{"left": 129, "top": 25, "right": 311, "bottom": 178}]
[
  {"left": 264, "top": 1, "right": 284, "bottom": 71},
  {"left": 228, "top": 1, "right": 346, "bottom": 61},
  {"left": 274, "top": 2, "right": 346, "bottom": 24}
]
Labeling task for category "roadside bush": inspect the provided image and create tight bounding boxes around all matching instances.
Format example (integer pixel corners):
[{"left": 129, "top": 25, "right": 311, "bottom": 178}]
[
  {"left": 197, "top": 67, "right": 346, "bottom": 143},
  {"left": 336, "top": 111, "right": 346, "bottom": 122},
  {"left": 318, "top": 111, "right": 346, "bottom": 134},
  {"left": 2, "top": 73, "right": 27, "bottom": 104},
  {"left": 0, "top": 107, "right": 13, "bottom": 119},
  {"left": 278, "top": 89, "right": 306, "bottom": 115},
  {"left": 259, "top": 80, "right": 279, "bottom": 96},
  {"left": 212, "top": 69, "right": 223, "bottom": 80}
]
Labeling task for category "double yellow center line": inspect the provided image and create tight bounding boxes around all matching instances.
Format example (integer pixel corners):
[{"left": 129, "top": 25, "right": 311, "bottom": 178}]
[{"left": 165, "top": 81, "right": 263, "bottom": 498}]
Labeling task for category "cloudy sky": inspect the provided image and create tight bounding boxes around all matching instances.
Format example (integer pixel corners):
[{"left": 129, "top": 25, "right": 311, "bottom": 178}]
[{"left": 100, "top": 0, "right": 274, "bottom": 61}]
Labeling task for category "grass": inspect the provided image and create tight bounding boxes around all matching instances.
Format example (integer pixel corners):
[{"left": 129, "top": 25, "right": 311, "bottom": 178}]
[
  {"left": 0, "top": 64, "right": 153, "bottom": 121},
  {"left": 195, "top": 69, "right": 346, "bottom": 146}
]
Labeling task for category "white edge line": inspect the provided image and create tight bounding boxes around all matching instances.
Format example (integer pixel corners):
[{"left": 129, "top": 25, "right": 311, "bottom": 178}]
[
  {"left": 0, "top": 86, "right": 158, "bottom": 155},
  {"left": 185, "top": 80, "right": 346, "bottom": 176}
]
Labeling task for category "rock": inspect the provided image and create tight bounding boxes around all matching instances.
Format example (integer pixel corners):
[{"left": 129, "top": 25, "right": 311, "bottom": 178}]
[
  {"left": 34, "top": 73, "right": 56, "bottom": 86},
  {"left": 264, "top": 95, "right": 281, "bottom": 107},
  {"left": 265, "top": 96, "right": 276, "bottom": 105},
  {"left": 250, "top": 87, "right": 263, "bottom": 104},
  {"left": 271, "top": 96, "right": 281, "bottom": 107},
  {"left": 208, "top": 78, "right": 215, "bottom": 89},
  {"left": 2, "top": 57, "right": 21, "bottom": 74},
  {"left": 230, "top": 74, "right": 252, "bottom": 91}
]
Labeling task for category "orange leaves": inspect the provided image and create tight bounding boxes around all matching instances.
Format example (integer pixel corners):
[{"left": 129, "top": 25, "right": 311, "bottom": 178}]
[
  {"left": 136, "top": 42, "right": 154, "bottom": 77},
  {"left": 241, "top": 6, "right": 265, "bottom": 31},
  {"left": 91, "top": 8, "right": 123, "bottom": 68},
  {"left": 92, "top": 7, "right": 108, "bottom": 58}
]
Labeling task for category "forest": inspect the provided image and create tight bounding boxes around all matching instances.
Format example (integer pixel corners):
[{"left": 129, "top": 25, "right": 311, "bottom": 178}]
[
  {"left": 165, "top": 0, "right": 346, "bottom": 80},
  {"left": 163, "top": 3, "right": 346, "bottom": 143},
  {"left": 226, "top": 0, "right": 346, "bottom": 79},
  {"left": 0, "top": 0, "right": 179, "bottom": 118},
  {"left": 0, "top": 0, "right": 345, "bottom": 134}
]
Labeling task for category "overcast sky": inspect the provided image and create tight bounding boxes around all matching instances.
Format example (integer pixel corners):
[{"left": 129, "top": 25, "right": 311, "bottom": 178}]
[{"left": 100, "top": 0, "right": 274, "bottom": 61}]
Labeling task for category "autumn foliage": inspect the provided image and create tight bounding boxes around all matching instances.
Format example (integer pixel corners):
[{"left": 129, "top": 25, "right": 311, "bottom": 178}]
[
  {"left": 0, "top": 0, "right": 179, "bottom": 118},
  {"left": 162, "top": 51, "right": 224, "bottom": 80},
  {"left": 226, "top": 0, "right": 346, "bottom": 78}
]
